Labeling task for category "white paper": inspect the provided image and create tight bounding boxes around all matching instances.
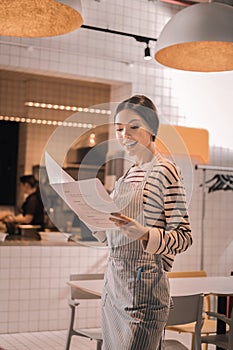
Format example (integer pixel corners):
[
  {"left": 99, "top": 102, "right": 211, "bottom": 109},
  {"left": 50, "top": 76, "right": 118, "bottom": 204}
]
[
  {"left": 45, "top": 152, "right": 75, "bottom": 184},
  {"left": 45, "top": 152, "right": 118, "bottom": 230}
]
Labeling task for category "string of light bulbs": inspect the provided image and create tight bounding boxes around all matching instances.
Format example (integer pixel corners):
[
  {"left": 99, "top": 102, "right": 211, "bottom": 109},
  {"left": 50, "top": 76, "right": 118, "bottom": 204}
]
[
  {"left": 0, "top": 115, "right": 94, "bottom": 129},
  {"left": 0, "top": 101, "right": 112, "bottom": 128},
  {"left": 25, "top": 101, "right": 111, "bottom": 114}
]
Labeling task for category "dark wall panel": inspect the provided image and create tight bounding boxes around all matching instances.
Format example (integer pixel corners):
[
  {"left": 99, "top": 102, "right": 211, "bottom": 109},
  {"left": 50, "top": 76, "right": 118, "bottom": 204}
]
[{"left": 0, "top": 121, "right": 19, "bottom": 205}]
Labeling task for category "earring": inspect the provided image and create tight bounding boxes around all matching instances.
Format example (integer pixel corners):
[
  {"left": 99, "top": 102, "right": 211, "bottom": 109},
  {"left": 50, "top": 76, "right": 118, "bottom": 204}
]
[{"left": 151, "top": 134, "right": 156, "bottom": 142}]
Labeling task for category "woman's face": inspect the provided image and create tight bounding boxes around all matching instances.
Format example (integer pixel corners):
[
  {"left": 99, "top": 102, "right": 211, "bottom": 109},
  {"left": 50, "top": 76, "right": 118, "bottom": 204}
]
[{"left": 114, "top": 109, "right": 152, "bottom": 158}]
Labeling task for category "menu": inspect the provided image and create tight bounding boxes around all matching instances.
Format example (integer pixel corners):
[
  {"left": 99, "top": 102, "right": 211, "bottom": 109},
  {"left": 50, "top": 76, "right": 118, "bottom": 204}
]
[{"left": 45, "top": 152, "right": 118, "bottom": 231}]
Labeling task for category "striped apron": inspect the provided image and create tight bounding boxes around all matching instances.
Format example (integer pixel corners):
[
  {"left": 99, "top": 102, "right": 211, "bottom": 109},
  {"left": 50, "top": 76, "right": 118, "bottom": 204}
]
[{"left": 102, "top": 163, "right": 170, "bottom": 350}]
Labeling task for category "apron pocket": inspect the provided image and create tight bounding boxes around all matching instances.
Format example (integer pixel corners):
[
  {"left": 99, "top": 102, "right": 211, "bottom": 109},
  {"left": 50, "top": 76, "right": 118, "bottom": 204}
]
[{"left": 134, "top": 268, "right": 170, "bottom": 313}]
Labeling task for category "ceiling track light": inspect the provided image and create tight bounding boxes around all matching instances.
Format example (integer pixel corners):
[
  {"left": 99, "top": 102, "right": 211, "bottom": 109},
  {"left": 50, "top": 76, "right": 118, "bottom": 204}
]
[
  {"left": 81, "top": 24, "right": 157, "bottom": 61},
  {"left": 144, "top": 43, "right": 152, "bottom": 61}
]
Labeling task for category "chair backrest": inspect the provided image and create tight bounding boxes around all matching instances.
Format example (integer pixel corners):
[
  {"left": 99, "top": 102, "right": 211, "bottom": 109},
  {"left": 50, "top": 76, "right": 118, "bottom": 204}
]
[
  {"left": 168, "top": 270, "right": 207, "bottom": 278},
  {"left": 167, "top": 294, "right": 204, "bottom": 326},
  {"left": 69, "top": 273, "right": 104, "bottom": 300},
  {"left": 167, "top": 294, "right": 204, "bottom": 350}
]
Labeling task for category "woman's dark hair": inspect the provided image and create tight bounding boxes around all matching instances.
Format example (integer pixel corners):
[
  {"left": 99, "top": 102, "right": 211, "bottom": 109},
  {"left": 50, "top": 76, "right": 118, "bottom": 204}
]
[
  {"left": 20, "top": 174, "right": 38, "bottom": 188},
  {"left": 114, "top": 95, "right": 159, "bottom": 137}
]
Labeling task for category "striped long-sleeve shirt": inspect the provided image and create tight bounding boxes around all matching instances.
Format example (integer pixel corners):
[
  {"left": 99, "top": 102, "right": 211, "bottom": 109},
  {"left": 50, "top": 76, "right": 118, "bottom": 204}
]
[
  {"left": 93, "top": 154, "right": 192, "bottom": 271},
  {"left": 124, "top": 154, "right": 192, "bottom": 271}
]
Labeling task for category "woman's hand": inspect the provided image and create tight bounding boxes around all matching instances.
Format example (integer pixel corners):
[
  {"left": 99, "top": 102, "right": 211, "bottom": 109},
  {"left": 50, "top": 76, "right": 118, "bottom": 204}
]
[{"left": 109, "top": 212, "right": 149, "bottom": 240}]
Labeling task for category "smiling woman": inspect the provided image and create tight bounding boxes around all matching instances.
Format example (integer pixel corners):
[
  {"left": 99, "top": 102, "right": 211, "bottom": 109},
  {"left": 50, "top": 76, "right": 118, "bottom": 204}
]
[
  {"left": 93, "top": 94, "right": 193, "bottom": 350},
  {"left": 114, "top": 110, "right": 153, "bottom": 160},
  {"left": 114, "top": 95, "right": 159, "bottom": 164}
]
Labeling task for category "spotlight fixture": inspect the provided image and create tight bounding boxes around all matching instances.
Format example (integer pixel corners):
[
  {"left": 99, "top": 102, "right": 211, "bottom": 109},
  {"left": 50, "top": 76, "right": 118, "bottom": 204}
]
[
  {"left": 144, "top": 43, "right": 152, "bottom": 61},
  {"left": 155, "top": 2, "right": 233, "bottom": 72},
  {"left": 0, "top": 0, "right": 83, "bottom": 38},
  {"left": 81, "top": 25, "right": 157, "bottom": 62}
]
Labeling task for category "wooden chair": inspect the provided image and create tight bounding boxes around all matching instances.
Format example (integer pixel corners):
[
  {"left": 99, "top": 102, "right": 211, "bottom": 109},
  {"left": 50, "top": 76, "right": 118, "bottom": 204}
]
[
  {"left": 166, "top": 270, "right": 221, "bottom": 350},
  {"left": 65, "top": 273, "right": 104, "bottom": 350},
  {"left": 201, "top": 308, "right": 233, "bottom": 350},
  {"left": 163, "top": 293, "right": 204, "bottom": 350}
]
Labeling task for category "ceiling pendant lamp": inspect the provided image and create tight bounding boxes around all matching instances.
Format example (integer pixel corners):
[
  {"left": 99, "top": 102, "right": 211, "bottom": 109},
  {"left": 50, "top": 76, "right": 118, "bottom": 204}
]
[
  {"left": 0, "top": 0, "right": 83, "bottom": 38},
  {"left": 154, "top": 2, "right": 233, "bottom": 72}
]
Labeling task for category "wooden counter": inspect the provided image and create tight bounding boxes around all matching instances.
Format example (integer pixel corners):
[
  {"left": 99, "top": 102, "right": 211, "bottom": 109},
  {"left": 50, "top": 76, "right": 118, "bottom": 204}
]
[
  {"left": 0, "top": 234, "right": 77, "bottom": 246},
  {"left": 0, "top": 232, "right": 102, "bottom": 246}
]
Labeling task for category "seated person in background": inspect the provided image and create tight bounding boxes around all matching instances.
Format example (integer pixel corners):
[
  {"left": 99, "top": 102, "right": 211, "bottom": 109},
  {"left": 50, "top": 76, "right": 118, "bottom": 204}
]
[{"left": 6, "top": 175, "right": 44, "bottom": 229}]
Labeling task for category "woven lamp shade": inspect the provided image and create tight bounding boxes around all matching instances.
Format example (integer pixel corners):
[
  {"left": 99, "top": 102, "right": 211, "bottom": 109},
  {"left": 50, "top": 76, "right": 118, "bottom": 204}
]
[
  {"left": 0, "top": 0, "right": 83, "bottom": 38},
  {"left": 155, "top": 3, "right": 233, "bottom": 72}
]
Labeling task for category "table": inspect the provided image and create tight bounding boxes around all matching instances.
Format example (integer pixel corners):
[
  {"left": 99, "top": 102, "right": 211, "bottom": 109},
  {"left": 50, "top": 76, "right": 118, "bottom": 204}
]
[
  {"left": 68, "top": 276, "right": 233, "bottom": 350},
  {"left": 169, "top": 276, "right": 233, "bottom": 297},
  {"left": 68, "top": 276, "right": 233, "bottom": 298}
]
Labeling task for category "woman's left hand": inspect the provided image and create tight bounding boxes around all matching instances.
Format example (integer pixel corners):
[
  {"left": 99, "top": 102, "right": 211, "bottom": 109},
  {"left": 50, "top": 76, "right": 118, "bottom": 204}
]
[{"left": 109, "top": 212, "right": 149, "bottom": 240}]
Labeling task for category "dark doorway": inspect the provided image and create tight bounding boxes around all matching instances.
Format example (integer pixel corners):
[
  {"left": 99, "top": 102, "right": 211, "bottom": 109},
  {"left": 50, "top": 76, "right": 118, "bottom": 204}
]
[{"left": 0, "top": 121, "right": 19, "bottom": 205}]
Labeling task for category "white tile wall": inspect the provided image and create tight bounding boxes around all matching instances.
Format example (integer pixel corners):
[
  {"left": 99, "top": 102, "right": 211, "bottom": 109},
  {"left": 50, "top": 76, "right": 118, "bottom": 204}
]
[{"left": 0, "top": 245, "right": 107, "bottom": 334}]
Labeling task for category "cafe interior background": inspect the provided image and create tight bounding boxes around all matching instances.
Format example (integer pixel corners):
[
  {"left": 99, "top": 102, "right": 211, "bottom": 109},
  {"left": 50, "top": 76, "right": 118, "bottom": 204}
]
[{"left": 0, "top": 0, "right": 232, "bottom": 343}]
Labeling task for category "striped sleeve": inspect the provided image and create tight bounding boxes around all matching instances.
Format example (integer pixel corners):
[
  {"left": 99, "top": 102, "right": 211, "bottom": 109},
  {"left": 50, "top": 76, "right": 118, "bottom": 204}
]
[{"left": 142, "top": 160, "right": 192, "bottom": 261}]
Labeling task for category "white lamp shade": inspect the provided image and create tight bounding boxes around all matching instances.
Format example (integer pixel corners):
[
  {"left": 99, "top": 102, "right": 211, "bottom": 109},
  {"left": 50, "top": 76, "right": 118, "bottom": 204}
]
[
  {"left": 155, "top": 3, "right": 233, "bottom": 72},
  {"left": 0, "top": 0, "right": 83, "bottom": 38}
]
